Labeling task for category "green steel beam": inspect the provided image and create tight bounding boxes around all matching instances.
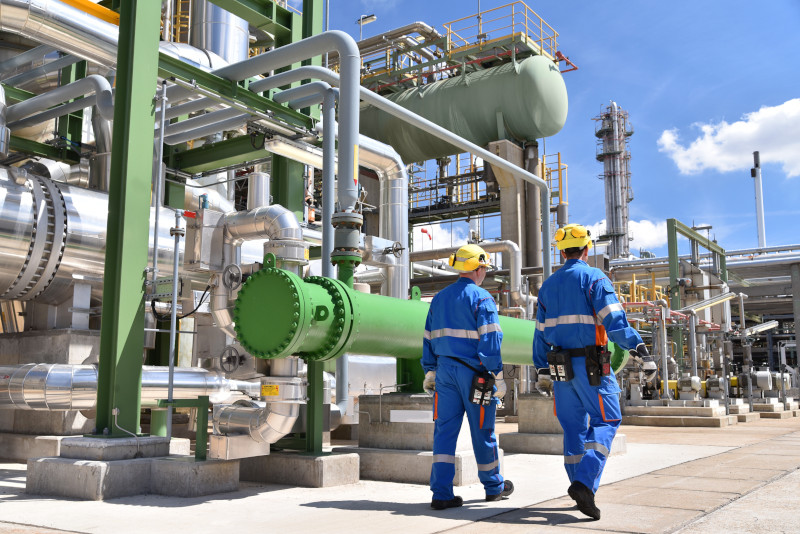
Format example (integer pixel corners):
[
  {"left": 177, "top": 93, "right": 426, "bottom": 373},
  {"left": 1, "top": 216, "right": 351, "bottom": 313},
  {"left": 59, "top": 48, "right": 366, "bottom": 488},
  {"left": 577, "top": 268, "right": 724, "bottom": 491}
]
[
  {"left": 8, "top": 136, "right": 80, "bottom": 164},
  {"left": 271, "top": 155, "right": 306, "bottom": 221},
  {"left": 208, "top": 0, "right": 294, "bottom": 37},
  {"left": 157, "top": 52, "right": 312, "bottom": 130},
  {"left": 667, "top": 219, "right": 681, "bottom": 311},
  {"left": 57, "top": 60, "right": 87, "bottom": 148},
  {"left": 172, "top": 133, "right": 271, "bottom": 173},
  {"left": 2, "top": 84, "right": 34, "bottom": 104},
  {"left": 667, "top": 218, "right": 729, "bottom": 311},
  {"left": 95, "top": 0, "right": 161, "bottom": 437}
]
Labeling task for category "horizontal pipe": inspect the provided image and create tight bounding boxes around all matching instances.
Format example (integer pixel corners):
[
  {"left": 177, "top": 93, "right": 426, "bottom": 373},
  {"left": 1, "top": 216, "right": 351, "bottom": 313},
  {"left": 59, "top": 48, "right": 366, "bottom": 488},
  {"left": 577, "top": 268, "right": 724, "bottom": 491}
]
[{"left": 0, "top": 364, "right": 259, "bottom": 410}]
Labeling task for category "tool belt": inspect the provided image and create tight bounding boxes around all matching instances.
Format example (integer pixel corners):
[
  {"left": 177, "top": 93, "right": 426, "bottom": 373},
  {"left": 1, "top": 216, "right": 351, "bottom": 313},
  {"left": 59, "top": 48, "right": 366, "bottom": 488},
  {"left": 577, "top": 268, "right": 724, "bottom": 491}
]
[
  {"left": 444, "top": 356, "right": 495, "bottom": 405},
  {"left": 549, "top": 345, "right": 612, "bottom": 386}
]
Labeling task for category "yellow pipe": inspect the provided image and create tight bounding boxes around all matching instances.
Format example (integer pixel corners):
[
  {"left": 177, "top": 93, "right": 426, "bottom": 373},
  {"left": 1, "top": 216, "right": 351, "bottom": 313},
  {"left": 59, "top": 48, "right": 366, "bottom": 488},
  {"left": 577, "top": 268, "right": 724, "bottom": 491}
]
[{"left": 59, "top": 0, "right": 120, "bottom": 25}]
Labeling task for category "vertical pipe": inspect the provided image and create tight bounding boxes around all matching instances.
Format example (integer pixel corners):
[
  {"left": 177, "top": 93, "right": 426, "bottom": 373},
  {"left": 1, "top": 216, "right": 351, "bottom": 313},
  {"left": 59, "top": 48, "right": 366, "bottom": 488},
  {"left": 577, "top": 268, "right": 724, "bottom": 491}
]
[
  {"left": 321, "top": 89, "right": 336, "bottom": 278},
  {"left": 792, "top": 264, "right": 800, "bottom": 358},
  {"left": 165, "top": 210, "right": 184, "bottom": 439},
  {"left": 738, "top": 292, "right": 747, "bottom": 329},
  {"left": 743, "top": 344, "right": 754, "bottom": 413},
  {"left": 658, "top": 300, "right": 670, "bottom": 399},
  {"left": 752, "top": 151, "right": 766, "bottom": 248},
  {"left": 152, "top": 80, "right": 168, "bottom": 280},
  {"left": 688, "top": 310, "right": 698, "bottom": 377},
  {"left": 247, "top": 172, "right": 270, "bottom": 209}
]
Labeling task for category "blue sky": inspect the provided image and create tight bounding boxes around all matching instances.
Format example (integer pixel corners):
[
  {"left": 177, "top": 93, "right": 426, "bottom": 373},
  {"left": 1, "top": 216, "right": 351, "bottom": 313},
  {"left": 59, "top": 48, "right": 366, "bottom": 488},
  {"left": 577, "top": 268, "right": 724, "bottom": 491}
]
[{"left": 316, "top": 0, "right": 800, "bottom": 258}]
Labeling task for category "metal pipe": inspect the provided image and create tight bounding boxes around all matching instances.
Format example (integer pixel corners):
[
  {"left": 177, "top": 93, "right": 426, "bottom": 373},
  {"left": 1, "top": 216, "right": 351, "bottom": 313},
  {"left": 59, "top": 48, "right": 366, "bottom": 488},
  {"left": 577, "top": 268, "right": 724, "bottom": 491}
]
[
  {"left": 0, "top": 364, "right": 259, "bottom": 410},
  {"left": 7, "top": 74, "right": 114, "bottom": 130},
  {"left": 688, "top": 310, "right": 698, "bottom": 377},
  {"left": 212, "top": 357, "right": 303, "bottom": 444},
  {"left": 165, "top": 210, "right": 185, "bottom": 438},
  {"left": 151, "top": 80, "right": 169, "bottom": 282},
  {"left": 656, "top": 299, "right": 671, "bottom": 399},
  {"left": 738, "top": 292, "right": 747, "bottom": 328},
  {"left": 321, "top": 88, "right": 335, "bottom": 277},
  {"left": 0, "top": 0, "right": 226, "bottom": 72},
  {"left": 224, "top": 204, "right": 304, "bottom": 246},
  {"left": 246, "top": 172, "right": 271, "bottom": 209},
  {"left": 213, "top": 31, "right": 360, "bottom": 212},
  {"left": 0, "top": 84, "right": 8, "bottom": 158},
  {"left": 409, "top": 240, "right": 531, "bottom": 309},
  {"left": 249, "top": 64, "right": 553, "bottom": 278},
  {"left": 752, "top": 151, "right": 766, "bottom": 248},
  {"left": 0, "top": 44, "right": 55, "bottom": 75},
  {"left": 1, "top": 53, "right": 80, "bottom": 87}
]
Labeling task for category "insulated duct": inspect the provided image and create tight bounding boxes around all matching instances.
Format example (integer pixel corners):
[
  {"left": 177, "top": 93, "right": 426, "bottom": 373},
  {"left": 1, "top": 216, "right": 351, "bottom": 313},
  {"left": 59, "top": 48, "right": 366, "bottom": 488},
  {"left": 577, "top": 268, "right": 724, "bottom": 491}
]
[{"left": 0, "top": 363, "right": 260, "bottom": 410}]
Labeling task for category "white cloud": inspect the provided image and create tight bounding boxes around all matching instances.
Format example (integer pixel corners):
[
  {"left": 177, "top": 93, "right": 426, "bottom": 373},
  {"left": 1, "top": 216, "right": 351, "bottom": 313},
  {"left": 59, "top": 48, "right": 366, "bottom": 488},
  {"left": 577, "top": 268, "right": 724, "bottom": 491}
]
[
  {"left": 411, "top": 223, "right": 468, "bottom": 252},
  {"left": 585, "top": 219, "right": 668, "bottom": 254},
  {"left": 657, "top": 98, "right": 800, "bottom": 177}
]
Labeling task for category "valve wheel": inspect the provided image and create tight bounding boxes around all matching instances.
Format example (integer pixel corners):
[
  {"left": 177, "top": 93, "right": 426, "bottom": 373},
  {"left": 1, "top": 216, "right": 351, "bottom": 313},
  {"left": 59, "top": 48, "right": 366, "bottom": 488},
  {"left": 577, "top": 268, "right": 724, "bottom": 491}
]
[
  {"left": 222, "top": 263, "right": 243, "bottom": 290},
  {"left": 219, "top": 345, "right": 241, "bottom": 373}
]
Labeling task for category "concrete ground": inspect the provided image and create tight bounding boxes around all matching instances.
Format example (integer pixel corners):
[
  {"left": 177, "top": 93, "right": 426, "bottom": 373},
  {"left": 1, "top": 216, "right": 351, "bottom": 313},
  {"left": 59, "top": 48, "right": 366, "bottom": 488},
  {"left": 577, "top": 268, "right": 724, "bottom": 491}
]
[{"left": 1, "top": 417, "right": 799, "bottom": 534}]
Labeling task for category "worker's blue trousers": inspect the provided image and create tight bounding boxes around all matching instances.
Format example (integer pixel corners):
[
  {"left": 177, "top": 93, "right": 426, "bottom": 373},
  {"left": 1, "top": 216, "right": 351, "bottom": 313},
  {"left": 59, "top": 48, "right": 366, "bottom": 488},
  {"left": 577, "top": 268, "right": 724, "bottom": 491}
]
[
  {"left": 430, "top": 358, "right": 504, "bottom": 500},
  {"left": 553, "top": 355, "right": 621, "bottom": 493}
]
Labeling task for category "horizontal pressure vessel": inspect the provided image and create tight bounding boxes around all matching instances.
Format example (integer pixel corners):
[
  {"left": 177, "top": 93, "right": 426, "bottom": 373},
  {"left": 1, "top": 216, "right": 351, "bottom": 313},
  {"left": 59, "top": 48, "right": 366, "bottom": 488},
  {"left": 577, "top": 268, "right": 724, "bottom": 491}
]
[{"left": 359, "top": 55, "right": 568, "bottom": 163}]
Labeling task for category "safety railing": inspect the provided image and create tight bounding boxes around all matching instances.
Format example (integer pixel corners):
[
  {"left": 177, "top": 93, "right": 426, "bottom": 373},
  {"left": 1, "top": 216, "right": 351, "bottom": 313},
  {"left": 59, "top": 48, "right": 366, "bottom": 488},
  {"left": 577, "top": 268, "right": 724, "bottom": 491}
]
[
  {"left": 542, "top": 153, "right": 567, "bottom": 267},
  {"left": 443, "top": 1, "right": 558, "bottom": 60}
]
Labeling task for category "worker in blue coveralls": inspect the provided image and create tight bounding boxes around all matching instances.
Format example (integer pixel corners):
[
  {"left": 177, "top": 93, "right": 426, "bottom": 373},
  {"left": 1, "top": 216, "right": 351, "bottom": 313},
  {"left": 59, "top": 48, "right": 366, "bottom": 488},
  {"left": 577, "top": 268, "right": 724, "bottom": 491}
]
[
  {"left": 533, "top": 224, "right": 656, "bottom": 520},
  {"left": 421, "top": 243, "right": 514, "bottom": 510}
]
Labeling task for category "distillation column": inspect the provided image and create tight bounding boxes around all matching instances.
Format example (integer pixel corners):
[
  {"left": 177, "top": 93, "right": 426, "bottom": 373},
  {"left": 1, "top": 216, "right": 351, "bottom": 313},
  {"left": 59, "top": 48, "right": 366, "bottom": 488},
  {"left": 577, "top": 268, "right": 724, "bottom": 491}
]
[{"left": 594, "top": 102, "right": 633, "bottom": 259}]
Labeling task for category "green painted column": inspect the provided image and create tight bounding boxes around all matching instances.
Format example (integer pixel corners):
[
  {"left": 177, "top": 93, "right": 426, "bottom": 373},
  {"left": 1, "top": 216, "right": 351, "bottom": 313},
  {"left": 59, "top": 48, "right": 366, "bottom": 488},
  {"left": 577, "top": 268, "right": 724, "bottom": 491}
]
[{"left": 94, "top": 0, "right": 161, "bottom": 437}]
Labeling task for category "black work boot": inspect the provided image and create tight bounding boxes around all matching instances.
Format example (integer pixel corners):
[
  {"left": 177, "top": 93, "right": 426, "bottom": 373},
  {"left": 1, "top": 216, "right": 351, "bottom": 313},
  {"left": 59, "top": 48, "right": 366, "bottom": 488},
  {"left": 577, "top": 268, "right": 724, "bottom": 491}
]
[
  {"left": 431, "top": 496, "right": 463, "bottom": 510},
  {"left": 485, "top": 480, "right": 514, "bottom": 501},
  {"left": 568, "top": 481, "right": 601, "bottom": 520}
]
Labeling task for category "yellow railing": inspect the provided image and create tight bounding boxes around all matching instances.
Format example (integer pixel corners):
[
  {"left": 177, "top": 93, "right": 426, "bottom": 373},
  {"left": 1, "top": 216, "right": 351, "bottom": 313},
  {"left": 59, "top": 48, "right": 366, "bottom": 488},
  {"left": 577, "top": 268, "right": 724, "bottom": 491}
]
[
  {"left": 615, "top": 273, "right": 667, "bottom": 308},
  {"left": 542, "top": 153, "right": 567, "bottom": 266},
  {"left": 442, "top": 1, "right": 558, "bottom": 60}
]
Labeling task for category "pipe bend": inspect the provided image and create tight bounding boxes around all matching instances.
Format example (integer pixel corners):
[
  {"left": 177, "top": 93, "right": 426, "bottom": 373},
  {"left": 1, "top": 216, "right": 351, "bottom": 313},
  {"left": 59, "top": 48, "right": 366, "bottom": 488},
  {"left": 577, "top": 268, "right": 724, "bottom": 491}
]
[{"left": 223, "top": 204, "right": 303, "bottom": 246}]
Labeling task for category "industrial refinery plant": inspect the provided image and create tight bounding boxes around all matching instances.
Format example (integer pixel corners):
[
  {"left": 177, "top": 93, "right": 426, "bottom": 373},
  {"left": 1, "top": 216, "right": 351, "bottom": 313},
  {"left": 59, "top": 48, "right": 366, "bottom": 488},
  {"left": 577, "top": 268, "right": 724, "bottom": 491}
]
[{"left": 0, "top": 1, "right": 798, "bottom": 532}]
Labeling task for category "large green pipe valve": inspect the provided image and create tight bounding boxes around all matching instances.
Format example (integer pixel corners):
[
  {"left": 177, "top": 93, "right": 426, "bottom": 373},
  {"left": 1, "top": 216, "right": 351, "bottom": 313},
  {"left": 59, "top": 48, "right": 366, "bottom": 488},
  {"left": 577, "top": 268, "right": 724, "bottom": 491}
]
[{"left": 234, "top": 263, "right": 539, "bottom": 364}]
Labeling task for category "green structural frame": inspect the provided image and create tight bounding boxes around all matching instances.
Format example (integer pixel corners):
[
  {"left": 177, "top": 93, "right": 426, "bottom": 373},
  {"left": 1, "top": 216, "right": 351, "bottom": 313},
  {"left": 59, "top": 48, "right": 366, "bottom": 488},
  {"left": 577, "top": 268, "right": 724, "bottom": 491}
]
[
  {"left": 666, "top": 218, "right": 728, "bottom": 311},
  {"left": 94, "top": 0, "right": 162, "bottom": 437},
  {"left": 666, "top": 218, "right": 728, "bottom": 367}
]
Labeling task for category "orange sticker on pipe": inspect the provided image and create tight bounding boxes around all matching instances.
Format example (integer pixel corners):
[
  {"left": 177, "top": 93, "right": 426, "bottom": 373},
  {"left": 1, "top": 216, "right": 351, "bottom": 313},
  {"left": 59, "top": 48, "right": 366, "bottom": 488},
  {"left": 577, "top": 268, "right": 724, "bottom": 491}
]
[{"left": 353, "top": 145, "right": 359, "bottom": 187}]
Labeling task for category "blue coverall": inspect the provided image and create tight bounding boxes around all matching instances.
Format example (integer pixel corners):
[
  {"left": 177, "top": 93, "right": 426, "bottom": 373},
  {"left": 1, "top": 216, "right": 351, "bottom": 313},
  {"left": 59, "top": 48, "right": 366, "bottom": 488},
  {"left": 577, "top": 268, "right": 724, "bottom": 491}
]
[
  {"left": 422, "top": 277, "right": 505, "bottom": 500},
  {"left": 532, "top": 258, "right": 643, "bottom": 493}
]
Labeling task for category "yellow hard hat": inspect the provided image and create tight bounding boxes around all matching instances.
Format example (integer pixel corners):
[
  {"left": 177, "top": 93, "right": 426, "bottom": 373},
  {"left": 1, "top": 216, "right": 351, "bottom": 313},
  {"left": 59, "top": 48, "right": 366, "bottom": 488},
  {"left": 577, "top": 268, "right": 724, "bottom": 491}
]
[
  {"left": 448, "top": 244, "right": 492, "bottom": 272},
  {"left": 554, "top": 224, "right": 593, "bottom": 251}
]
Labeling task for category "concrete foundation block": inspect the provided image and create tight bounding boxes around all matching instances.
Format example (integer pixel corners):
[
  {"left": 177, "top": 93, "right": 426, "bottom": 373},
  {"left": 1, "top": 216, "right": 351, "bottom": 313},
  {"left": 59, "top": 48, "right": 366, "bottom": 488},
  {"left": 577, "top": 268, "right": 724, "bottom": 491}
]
[
  {"left": 150, "top": 457, "right": 239, "bottom": 497},
  {"left": 728, "top": 404, "right": 751, "bottom": 414},
  {"left": 759, "top": 411, "right": 792, "bottom": 419},
  {"left": 622, "top": 415, "right": 737, "bottom": 427},
  {"left": 336, "top": 446, "right": 503, "bottom": 486},
  {"left": 26, "top": 456, "right": 152, "bottom": 500},
  {"left": 752, "top": 403, "right": 783, "bottom": 412},
  {"left": 623, "top": 405, "right": 727, "bottom": 417},
  {"left": 500, "top": 432, "right": 627, "bottom": 455},
  {"left": 60, "top": 436, "right": 172, "bottom": 461},
  {"left": 736, "top": 412, "right": 761, "bottom": 422},
  {"left": 240, "top": 451, "right": 360, "bottom": 488},
  {"left": 517, "top": 394, "right": 561, "bottom": 434},
  {"left": 0, "top": 433, "right": 65, "bottom": 461}
]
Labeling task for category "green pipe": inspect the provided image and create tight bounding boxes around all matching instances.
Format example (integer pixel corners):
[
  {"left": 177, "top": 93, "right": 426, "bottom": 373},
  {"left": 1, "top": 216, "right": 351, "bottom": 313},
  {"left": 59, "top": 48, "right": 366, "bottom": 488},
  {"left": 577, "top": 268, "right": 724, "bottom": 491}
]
[
  {"left": 235, "top": 266, "right": 633, "bottom": 375},
  {"left": 234, "top": 265, "right": 536, "bottom": 365}
]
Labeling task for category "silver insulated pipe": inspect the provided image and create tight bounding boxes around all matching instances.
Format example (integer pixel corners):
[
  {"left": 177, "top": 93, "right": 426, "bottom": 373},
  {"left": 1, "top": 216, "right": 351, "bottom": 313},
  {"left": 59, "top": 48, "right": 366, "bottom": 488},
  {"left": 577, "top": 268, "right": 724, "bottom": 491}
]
[{"left": 0, "top": 363, "right": 260, "bottom": 410}]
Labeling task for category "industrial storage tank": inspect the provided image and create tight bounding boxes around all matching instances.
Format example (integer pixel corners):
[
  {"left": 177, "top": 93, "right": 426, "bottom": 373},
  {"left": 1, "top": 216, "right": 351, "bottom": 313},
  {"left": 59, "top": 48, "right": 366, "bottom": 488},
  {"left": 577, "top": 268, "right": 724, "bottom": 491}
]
[{"left": 359, "top": 55, "right": 568, "bottom": 163}]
